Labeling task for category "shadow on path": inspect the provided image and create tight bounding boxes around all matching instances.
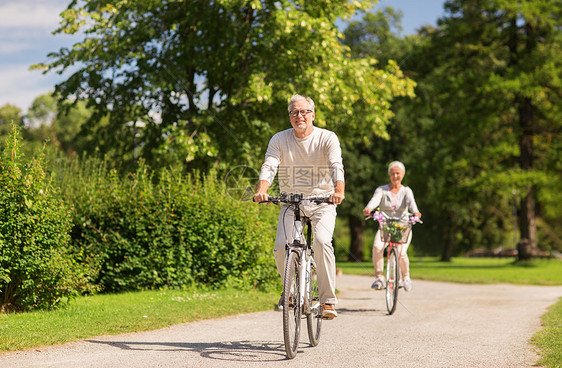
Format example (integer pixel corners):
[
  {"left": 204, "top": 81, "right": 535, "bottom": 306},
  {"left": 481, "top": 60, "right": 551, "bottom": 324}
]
[
  {"left": 336, "top": 308, "right": 380, "bottom": 314},
  {"left": 85, "top": 339, "right": 302, "bottom": 362}
]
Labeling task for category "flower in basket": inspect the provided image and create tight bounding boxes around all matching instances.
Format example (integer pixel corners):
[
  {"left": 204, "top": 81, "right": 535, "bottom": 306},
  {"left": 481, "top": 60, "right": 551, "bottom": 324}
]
[{"left": 384, "top": 221, "right": 407, "bottom": 242}]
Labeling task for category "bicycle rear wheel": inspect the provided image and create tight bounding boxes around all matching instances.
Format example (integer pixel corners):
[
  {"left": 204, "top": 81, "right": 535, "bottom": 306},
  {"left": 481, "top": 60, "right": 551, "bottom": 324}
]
[
  {"left": 283, "top": 251, "right": 301, "bottom": 359},
  {"left": 385, "top": 247, "right": 400, "bottom": 315},
  {"left": 306, "top": 260, "right": 322, "bottom": 347}
]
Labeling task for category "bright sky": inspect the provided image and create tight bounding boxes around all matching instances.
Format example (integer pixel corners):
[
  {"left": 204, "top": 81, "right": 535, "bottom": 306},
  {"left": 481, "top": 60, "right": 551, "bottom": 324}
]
[{"left": 0, "top": 0, "right": 446, "bottom": 115}]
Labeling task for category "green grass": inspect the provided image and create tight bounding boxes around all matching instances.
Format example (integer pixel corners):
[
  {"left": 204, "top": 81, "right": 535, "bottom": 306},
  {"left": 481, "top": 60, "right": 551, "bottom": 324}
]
[
  {"left": 532, "top": 298, "right": 562, "bottom": 368},
  {"left": 0, "top": 287, "right": 278, "bottom": 352},
  {"left": 338, "top": 257, "right": 562, "bottom": 285}
]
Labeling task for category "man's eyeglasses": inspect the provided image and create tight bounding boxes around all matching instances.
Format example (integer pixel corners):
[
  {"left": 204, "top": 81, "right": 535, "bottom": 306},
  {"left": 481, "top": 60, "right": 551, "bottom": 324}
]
[{"left": 289, "top": 109, "right": 313, "bottom": 117}]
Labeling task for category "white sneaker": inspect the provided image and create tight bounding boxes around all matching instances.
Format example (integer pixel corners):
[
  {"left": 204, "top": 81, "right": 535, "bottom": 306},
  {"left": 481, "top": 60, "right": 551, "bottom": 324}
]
[
  {"left": 403, "top": 278, "right": 412, "bottom": 292},
  {"left": 371, "top": 279, "right": 384, "bottom": 290},
  {"left": 277, "top": 296, "right": 283, "bottom": 311}
]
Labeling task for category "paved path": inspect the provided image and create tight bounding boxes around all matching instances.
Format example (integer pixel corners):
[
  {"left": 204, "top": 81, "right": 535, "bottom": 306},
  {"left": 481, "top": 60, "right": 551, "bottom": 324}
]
[{"left": 1, "top": 275, "right": 561, "bottom": 367}]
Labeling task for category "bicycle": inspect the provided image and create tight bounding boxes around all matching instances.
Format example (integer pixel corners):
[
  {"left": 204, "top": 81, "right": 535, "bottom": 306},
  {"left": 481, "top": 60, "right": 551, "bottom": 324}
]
[
  {"left": 368, "top": 209, "right": 422, "bottom": 315},
  {"left": 260, "top": 193, "right": 333, "bottom": 359}
]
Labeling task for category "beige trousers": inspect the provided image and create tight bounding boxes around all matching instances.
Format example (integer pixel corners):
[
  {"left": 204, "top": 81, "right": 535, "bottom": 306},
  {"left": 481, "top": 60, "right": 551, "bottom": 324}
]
[
  {"left": 274, "top": 204, "right": 338, "bottom": 305},
  {"left": 372, "top": 229, "right": 412, "bottom": 281}
]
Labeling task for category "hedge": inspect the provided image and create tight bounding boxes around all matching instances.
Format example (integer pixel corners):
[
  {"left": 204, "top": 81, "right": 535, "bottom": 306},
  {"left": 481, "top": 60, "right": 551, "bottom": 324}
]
[
  {"left": 58, "top": 158, "right": 280, "bottom": 293},
  {"left": 0, "top": 124, "right": 91, "bottom": 312}
]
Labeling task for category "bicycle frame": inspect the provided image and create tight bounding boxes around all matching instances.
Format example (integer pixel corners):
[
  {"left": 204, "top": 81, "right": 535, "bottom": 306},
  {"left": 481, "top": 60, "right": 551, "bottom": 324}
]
[
  {"left": 286, "top": 206, "right": 315, "bottom": 315},
  {"left": 386, "top": 242, "right": 403, "bottom": 275}
]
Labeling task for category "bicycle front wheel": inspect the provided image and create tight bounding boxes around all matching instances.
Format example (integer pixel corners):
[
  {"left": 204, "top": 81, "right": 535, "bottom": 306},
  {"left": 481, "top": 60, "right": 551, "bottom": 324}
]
[
  {"left": 385, "top": 247, "right": 400, "bottom": 315},
  {"left": 306, "top": 260, "right": 322, "bottom": 347},
  {"left": 283, "top": 251, "right": 301, "bottom": 359}
]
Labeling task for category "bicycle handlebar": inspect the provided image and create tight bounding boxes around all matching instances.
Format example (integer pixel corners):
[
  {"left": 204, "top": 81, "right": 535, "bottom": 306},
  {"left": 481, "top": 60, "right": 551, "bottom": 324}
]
[
  {"left": 368, "top": 208, "right": 423, "bottom": 224},
  {"left": 257, "top": 193, "right": 334, "bottom": 205}
]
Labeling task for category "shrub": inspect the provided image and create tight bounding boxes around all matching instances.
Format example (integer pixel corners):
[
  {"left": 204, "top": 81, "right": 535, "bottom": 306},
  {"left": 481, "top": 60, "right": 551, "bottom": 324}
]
[
  {"left": 59, "top": 158, "right": 280, "bottom": 293},
  {"left": 0, "top": 124, "right": 92, "bottom": 312}
]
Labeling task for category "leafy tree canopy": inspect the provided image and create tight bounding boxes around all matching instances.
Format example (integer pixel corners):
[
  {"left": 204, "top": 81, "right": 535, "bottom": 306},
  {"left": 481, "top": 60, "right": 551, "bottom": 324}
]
[
  {"left": 33, "top": 0, "right": 415, "bottom": 171},
  {"left": 402, "top": 0, "right": 562, "bottom": 257}
]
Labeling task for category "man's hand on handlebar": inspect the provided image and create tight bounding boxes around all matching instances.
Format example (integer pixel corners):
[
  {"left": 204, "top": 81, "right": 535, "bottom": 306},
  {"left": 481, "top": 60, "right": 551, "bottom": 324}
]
[
  {"left": 329, "top": 192, "right": 344, "bottom": 205},
  {"left": 254, "top": 180, "right": 271, "bottom": 203},
  {"left": 253, "top": 192, "right": 269, "bottom": 203},
  {"left": 330, "top": 180, "right": 345, "bottom": 205}
]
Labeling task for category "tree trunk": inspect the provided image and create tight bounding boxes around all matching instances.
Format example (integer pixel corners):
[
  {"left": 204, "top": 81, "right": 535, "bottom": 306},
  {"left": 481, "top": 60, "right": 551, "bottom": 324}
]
[
  {"left": 517, "top": 186, "right": 537, "bottom": 260},
  {"left": 517, "top": 238, "right": 532, "bottom": 261},
  {"left": 441, "top": 232, "right": 454, "bottom": 262},
  {"left": 348, "top": 214, "right": 364, "bottom": 262},
  {"left": 441, "top": 211, "right": 454, "bottom": 262},
  {"left": 517, "top": 97, "right": 538, "bottom": 260}
]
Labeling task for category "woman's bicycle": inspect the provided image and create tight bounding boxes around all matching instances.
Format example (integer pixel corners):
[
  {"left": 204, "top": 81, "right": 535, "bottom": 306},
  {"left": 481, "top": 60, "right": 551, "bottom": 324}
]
[
  {"left": 260, "top": 193, "right": 332, "bottom": 359},
  {"left": 368, "top": 209, "right": 422, "bottom": 314}
]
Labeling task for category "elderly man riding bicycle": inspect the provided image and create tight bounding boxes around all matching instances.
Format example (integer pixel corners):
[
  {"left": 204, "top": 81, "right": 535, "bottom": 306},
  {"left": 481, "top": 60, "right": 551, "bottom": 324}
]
[{"left": 254, "top": 94, "right": 345, "bottom": 320}]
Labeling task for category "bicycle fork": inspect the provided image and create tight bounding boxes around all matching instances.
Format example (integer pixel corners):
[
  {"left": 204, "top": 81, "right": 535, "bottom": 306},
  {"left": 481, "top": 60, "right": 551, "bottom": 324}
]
[
  {"left": 291, "top": 219, "right": 312, "bottom": 316},
  {"left": 387, "top": 242, "right": 403, "bottom": 286}
]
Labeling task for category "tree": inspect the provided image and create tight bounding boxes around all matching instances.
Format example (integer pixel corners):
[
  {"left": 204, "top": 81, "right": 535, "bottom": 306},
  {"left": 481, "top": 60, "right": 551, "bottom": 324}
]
[
  {"left": 26, "top": 93, "right": 57, "bottom": 128},
  {"left": 0, "top": 104, "right": 23, "bottom": 138},
  {"left": 23, "top": 93, "right": 99, "bottom": 158},
  {"left": 403, "top": 0, "right": 562, "bottom": 260},
  {"left": 33, "top": 0, "right": 414, "bottom": 174},
  {"left": 343, "top": 7, "right": 408, "bottom": 65},
  {"left": 339, "top": 8, "right": 417, "bottom": 261}
]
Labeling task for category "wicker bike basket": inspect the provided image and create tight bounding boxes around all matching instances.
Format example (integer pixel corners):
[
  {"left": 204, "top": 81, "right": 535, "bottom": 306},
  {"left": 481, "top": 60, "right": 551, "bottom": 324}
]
[{"left": 379, "top": 220, "right": 412, "bottom": 243}]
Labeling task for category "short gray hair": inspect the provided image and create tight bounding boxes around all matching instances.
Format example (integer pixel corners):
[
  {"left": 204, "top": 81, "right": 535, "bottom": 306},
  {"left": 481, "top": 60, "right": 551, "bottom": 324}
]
[
  {"left": 388, "top": 161, "right": 406, "bottom": 174},
  {"left": 288, "top": 94, "right": 315, "bottom": 112}
]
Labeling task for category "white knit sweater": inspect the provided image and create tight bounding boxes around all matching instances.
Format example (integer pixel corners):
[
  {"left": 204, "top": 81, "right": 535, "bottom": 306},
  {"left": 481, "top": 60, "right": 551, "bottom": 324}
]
[{"left": 259, "top": 127, "right": 345, "bottom": 197}]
